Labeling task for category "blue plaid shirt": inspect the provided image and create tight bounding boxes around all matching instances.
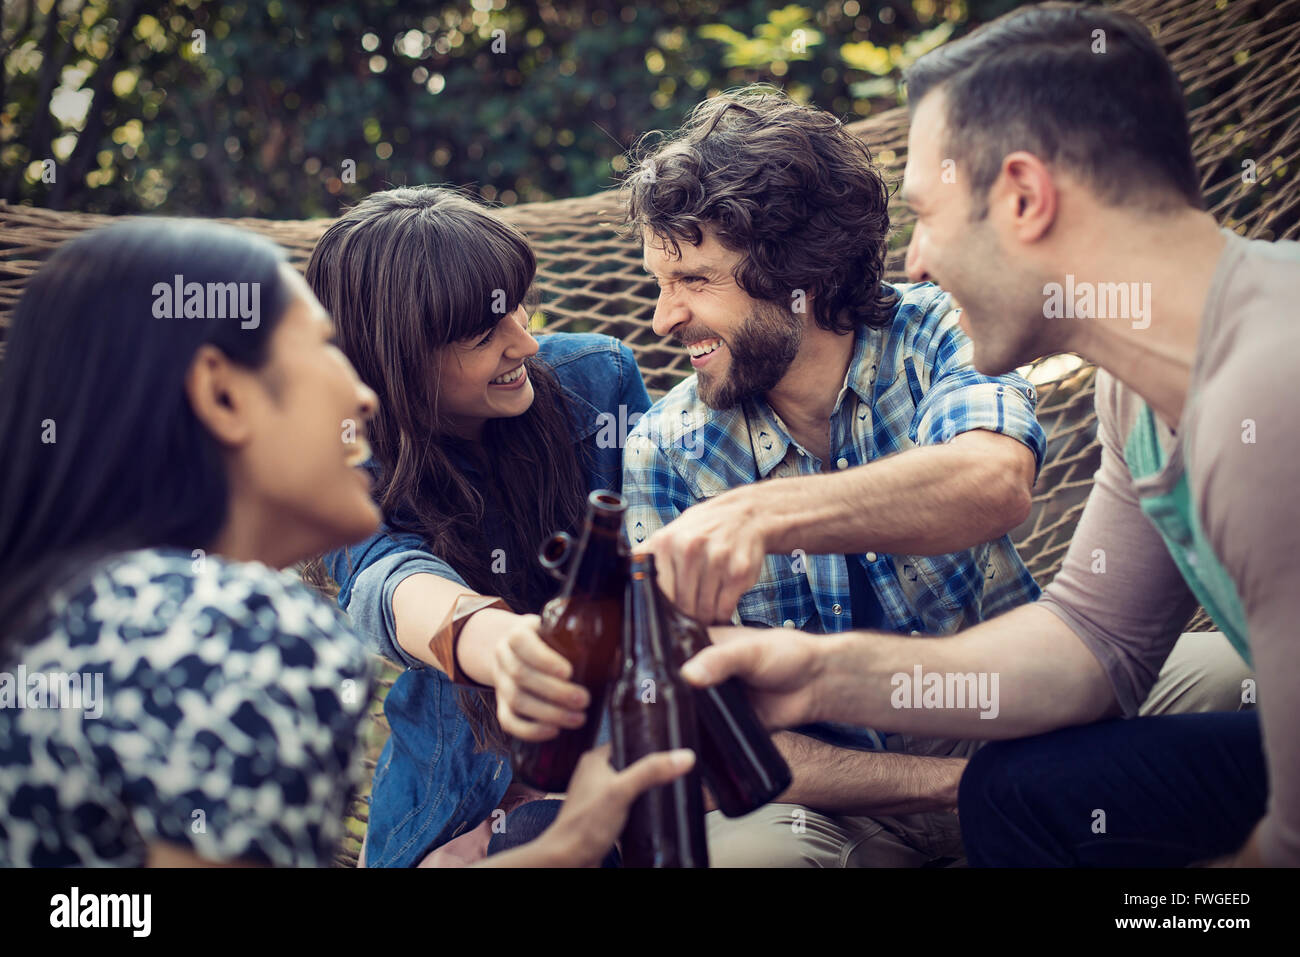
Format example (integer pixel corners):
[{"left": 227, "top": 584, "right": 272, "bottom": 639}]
[{"left": 623, "top": 282, "right": 1046, "bottom": 751}]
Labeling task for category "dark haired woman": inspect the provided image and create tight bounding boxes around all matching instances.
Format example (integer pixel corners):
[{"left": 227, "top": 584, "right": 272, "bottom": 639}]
[
  {"left": 0, "top": 219, "right": 382, "bottom": 866},
  {"left": 307, "top": 186, "right": 651, "bottom": 867},
  {"left": 0, "top": 218, "right": 683, "bottom": 869}
]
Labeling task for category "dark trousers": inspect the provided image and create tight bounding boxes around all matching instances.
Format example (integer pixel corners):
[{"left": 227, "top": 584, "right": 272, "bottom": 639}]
[
  {"left": 486, "top": 798, "right": 622, "bottom": 867},
  {"left": 958, "top": 711, "right": 1267, "bottom": 866}
]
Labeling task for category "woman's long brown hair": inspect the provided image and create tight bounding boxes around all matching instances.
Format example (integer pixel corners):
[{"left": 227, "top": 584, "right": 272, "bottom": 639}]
[{"left": 304, "top": 186, "right": 588, "bottom": 751}]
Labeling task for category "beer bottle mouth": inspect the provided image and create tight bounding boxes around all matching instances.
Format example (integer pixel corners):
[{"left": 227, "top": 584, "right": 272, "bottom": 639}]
[
  {"left": 589, "top": 490, "right": 626, "bottom": 512},
  {"left": 538, "top": 531, "right": 574, "bottom": 581}
]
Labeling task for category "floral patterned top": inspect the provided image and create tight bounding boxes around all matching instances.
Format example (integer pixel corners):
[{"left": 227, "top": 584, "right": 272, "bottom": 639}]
[{"left": 0, "top": 548, "right": 372, "bottom": 867}]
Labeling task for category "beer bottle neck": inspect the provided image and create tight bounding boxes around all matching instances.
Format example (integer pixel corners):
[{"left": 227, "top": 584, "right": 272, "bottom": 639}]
[
  {"left": 667, "top": 604, "right": 710, "bottom": 658},
  {"left": 624, "top": 560, "right": 671, "bottom": 668},
  {"left": 565, "top": 511, "right": 626, "bottom": 599}
]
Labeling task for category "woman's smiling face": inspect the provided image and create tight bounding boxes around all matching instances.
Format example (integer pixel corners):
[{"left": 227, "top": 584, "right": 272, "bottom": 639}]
[{"left": 435, "top": 304, "right": 541, "bottom": 439}]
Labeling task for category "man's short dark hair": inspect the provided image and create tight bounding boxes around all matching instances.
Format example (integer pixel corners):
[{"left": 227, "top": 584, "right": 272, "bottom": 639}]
[
  {"left": 623, "top": 85, "right": 897, "bottom": 332},
  {"left": 903, "top": 1, "right": 1202, "bottom": 217}
]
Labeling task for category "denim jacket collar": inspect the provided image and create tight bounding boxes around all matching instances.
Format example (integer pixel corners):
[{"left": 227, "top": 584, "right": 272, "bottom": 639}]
[{"left": 561, "top": 384, "right": 604, "bottom": 442}]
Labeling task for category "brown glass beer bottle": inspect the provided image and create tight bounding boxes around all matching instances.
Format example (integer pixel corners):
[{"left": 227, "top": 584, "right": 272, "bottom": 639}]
[
  {"left": 611, "top": 554, "right": 710, "bottom": 868},
  {"left": 667, "top": 607, "right": 793, "bottom": 817},
  {"left": 510, "top": 490, "right": 628, "bottom": 792}
]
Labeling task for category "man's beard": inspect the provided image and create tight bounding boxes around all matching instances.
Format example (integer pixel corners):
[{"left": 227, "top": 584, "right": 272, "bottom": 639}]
[{"left": 696, "top": 301, "right": 803, "bottom": 410}]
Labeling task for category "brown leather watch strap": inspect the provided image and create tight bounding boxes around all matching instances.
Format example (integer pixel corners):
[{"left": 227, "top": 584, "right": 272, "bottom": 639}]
[{"left": 430, "top": 593, "right": 509, "bottom": 685}]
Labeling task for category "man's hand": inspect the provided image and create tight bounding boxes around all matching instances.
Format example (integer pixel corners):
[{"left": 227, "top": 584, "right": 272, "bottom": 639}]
[
  {"left": 629, "top": 430, "right": 1038, "bottom": 625},
  {"left": 679, "top": 625, "right": 824, "bottom": 729},
  {"left": 636, "top": 487, "right": 767, "bottom": 623},
  {"left": 486, "top": 613, "right": 592, "bottom": 741}
]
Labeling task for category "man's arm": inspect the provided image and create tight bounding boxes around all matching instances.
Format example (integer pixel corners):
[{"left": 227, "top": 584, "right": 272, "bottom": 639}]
[
  {"left": 687, "top": 602, "right": 1118, "bottom": 738},
  {"left": 645, "top": 430, "right": 1034, "bottom": 622},
  {"left": 766, "top": 429, "right": 1035, "bottom": 557},
  {"left": 683, "top": 372, "right": 1202, "bottom": 740},
  {"left": 772, "top": 732, "right": 964, "bottom": 816},
  {"left": 815, "top": 604, "right": 1119, "bottom": 736},
  {"left": 761, "top": 333, "right": 1044, "bottom": 552},
  {"left": 642, "top": 301, "right": 1045, "bottom": 622}
]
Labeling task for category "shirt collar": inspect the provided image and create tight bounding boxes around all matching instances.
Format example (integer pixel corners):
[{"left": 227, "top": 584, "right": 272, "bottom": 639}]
[
  {"left": 743, "top": 323, "right": 879, "bottom": 478},
  {"left": 841, "top": 321, "right": 880, "bottom": 409},
  {"left": 561, "top": 384, "right": 604, "bottom": 442}
]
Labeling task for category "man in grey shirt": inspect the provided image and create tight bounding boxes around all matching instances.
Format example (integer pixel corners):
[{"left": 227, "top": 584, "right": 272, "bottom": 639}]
[{"left": 648, "top": 3, "right": 1299, "bottom": 866}]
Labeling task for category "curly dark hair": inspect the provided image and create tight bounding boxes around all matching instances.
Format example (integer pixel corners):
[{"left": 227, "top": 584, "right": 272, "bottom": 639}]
[{"left": 623, "top": 85, "right": 897, "bottom": 332}]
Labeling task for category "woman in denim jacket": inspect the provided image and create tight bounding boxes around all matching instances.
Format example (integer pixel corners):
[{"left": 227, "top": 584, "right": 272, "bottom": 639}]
[{"left": 306, "top": 187, "right": 652, "bottom": 867}]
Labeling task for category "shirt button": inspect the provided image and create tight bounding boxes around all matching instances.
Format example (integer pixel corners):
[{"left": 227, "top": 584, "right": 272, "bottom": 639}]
[
  {"left": 783, "top": 619, "right": 796, "bottom": 628},
  {"left": 836, "top": 457, "right": 849, "bottom": 469},
  {"left": 865, "top": 551, "right": 878, "bottom": 563},
  {"left": 909, "top": 630, "right": 921, "bottom": 636},
  {"left": 832, "top": 603, "right": 843, "bottom": 615}
]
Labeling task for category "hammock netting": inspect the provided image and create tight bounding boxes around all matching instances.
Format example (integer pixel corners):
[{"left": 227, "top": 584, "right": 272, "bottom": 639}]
[{"left": 0, "top": 0, "right": 1296, "bottom": 866}]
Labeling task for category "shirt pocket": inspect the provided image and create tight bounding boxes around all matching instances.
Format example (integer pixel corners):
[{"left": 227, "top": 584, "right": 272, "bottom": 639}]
[
  {"left": 735, "top": 556, "right": 820, "bottom": 630},
  {"left": 894, "top": 553, "right": 972, "bottom": 633}
]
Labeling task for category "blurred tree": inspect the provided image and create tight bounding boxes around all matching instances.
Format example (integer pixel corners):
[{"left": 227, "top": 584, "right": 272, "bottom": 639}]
[{"left": 1, "top": 0, "right": 1022, "bottom": 217}]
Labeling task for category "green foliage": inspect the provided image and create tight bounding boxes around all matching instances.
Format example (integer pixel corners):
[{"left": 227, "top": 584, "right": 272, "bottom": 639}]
[
  {"left": 1, "top": 0, "right": 1015, "bottom": 217},
  {"left": 699, "top": 6, "right": 822, "bottom": 68},
  {"left": 843, "top": 20, "right": 954, "bottom": 99}
]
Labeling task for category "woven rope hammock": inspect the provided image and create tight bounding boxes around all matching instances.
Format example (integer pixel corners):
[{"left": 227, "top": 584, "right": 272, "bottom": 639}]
[{"left": 1, "top": 0, "right": 1296, "bottom": 867}]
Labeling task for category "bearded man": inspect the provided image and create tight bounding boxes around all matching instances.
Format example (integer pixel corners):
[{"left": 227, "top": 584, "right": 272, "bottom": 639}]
[{"left": 620, "top": 85, "right": 1250, "bottom": 867}]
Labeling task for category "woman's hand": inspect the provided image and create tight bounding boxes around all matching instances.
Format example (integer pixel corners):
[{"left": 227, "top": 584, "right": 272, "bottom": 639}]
[
  {"left": 481, "top": 745, "right": 696, "bottom": 868},
  {"left": 481, "top": 612, "right": 592, "bottom": 741}
]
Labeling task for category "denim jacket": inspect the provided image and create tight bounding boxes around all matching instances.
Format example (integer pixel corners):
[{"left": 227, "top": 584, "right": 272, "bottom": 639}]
[{"left": 326, "top": 333, "right": 650, "bottom": 867}]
